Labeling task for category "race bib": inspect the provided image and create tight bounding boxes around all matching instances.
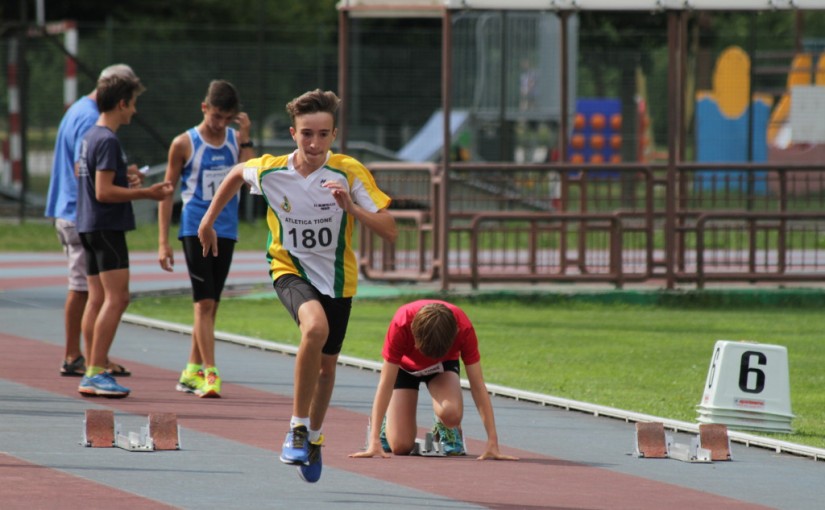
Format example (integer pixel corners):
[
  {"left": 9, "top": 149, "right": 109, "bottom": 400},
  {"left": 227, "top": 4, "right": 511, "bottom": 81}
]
[
  {"left": 202, "top": 167, "right": 230, "bottom": 200},
  {"left": 406, "top": 362, "right": 445, "bottom": 378}
]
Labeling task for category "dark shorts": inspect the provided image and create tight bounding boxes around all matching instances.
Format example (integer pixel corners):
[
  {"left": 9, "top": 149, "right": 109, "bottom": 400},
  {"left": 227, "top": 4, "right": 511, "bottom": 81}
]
[
  {"left": 181, "top": 236, "right": 235, "bottom": 302},
  {"left": 274, "top": 274, "right": 352, "bottom": 356},
  {"left": 394, "top": 359, "right": 461, "bottom": 391},
  {"left": 79, "top": 230, "right": 129, "bottom": 277}
]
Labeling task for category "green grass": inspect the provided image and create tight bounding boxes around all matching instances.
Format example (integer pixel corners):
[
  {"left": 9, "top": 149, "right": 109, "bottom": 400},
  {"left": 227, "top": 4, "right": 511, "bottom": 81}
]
[
  {"left": 127, "top": 292, "right": 825, "bottom": 450},
  {"left": 0, "top": 219, "right": 271, "bottom": 252}
]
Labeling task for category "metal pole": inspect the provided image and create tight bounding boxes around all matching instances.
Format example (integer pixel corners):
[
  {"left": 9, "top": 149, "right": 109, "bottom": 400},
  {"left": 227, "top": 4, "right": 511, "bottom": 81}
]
[
  {"left": 559, "top": 12, "right": 569, "bottom": 163},
  {"left": 440, "top": 9, "right": 453, "bottom": 292},
  {"left": 18, "top": 0, "right": 29, "bottom": 222},
  {"left": 665, "top": 12, "right": 682, "bottom": 290},
  {"left": 338, "top": 8, "right": 349, "bottom": 153}
]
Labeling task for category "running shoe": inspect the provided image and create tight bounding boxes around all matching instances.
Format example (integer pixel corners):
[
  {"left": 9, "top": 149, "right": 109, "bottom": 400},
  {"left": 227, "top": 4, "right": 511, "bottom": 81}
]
[
  {"left": 78, "top": 372, "right": 130, "bottom": 398},
  {"left": 297, "top": 435, "right": 324, "bottom": 483},
  {"left": 176, "top": 369, "right": 204, "bottom": 394},
  {"left": 279, "top": 425, "right": 310, "bottom": 464},
  {"left": 196, "top": 368, "right": 221, "bottom": 398},
  {"left": 432, "top": 419, "right": 465, "bottom": 456},
  {"left": 379, "top": 417, "right": 391, "bottom": 453}
]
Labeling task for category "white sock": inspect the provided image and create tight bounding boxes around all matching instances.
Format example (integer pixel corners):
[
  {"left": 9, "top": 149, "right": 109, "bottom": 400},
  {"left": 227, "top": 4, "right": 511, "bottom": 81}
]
[
  {"left": 309, "top": 428, "right": 322, "bottom": 443},
  {"left": 290, "top": 416, "right": 309, "bottom": 429}
]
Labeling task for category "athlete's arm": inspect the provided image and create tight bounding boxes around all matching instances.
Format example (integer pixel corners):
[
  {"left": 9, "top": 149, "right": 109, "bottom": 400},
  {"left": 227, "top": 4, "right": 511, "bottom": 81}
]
[
  {"left": 235, "top": 112, "right": 255, "bottom": 162},
  {"left": 465, "top": 362, "right": 519, "bottom": 461},
  {"left": 350, "top": 360, "right": 398, "bottom": 459},
  {"left": 95, "top": 168, "right": 172, "bottom": 203},
  {"left": 198, "top": 162, "right": 246, "bottom": 257},
  {"left": 322, "top": 180, "right": 398, "bottom": 243},
  {"left": 158, "top": 134, "right": 188, "bottom": 272}
]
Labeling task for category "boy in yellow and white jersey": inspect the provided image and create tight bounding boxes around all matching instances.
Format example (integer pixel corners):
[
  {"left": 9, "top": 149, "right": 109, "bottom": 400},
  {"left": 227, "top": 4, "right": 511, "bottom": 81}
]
[{"left": 197, "top": 89, "right": 397, "bottom": 483}]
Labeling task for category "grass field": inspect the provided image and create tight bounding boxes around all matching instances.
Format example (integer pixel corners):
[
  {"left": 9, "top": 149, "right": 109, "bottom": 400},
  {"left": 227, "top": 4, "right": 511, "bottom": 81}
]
[{"left": 4, "top": 220, "right": 825, "bottom": 450}]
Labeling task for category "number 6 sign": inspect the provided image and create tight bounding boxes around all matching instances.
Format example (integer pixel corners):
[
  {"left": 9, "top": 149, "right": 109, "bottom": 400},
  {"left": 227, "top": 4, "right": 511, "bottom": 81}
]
[{"left": 697, "top": 340, "right": 794, "bottom": 433}]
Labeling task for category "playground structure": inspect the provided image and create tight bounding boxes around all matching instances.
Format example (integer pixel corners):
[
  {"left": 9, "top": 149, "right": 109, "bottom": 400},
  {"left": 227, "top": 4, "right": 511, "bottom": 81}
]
[{"left": 337, "top": 0, "right": 825, "bottom": 290}]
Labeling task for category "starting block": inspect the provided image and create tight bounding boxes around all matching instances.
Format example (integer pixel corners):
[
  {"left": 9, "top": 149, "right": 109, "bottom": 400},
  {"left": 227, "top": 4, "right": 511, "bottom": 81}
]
[
  {"left": 634, "top": 422, "right": 669, "bottom": 458},
  {"left": 365, "top": 423, "right": 462, "bottom": 457},
  {"left": 634, "top": 421, "right": 729, "bottom": 463},
  {"left": 411, "top": 432, "right": 446, "bottom": 457},
  {"left": 83, "top": 410, "right": 180, "bottom": 452},
  {"left": 83, "top": 410, "right": 115, "bottom": 447},
  {"left": 668, "top": 436, "right": 712, "bottom": 463},
  {"left": 699, "top": 423, "right": 732, "bottom": 461}
]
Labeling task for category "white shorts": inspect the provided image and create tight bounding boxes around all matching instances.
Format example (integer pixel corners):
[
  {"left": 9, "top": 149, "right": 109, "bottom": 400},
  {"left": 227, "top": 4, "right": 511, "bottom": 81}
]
[{"left": 55, "top": 218, "right": 88, "bottom": 292}]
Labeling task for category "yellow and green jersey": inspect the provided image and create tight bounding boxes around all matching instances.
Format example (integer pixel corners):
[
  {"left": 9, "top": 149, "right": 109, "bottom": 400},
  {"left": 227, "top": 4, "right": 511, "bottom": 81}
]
[{"left": 242, "top": 151, "right": 391, "bottom": 298}]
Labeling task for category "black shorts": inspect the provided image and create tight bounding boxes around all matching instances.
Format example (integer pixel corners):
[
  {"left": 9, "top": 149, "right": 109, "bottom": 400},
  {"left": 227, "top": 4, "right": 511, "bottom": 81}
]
[
  {"left": 79, "top": 230, "right": 129, "bottom": 277},
  {"left": 274, "top": 274, "right": 352, "bottom": 356},
  {"left": 394, "top": 359, "right": 461, "bottom": 391},
  {"left": 181, "top": 236, "right": 235, "bottom": 302}
]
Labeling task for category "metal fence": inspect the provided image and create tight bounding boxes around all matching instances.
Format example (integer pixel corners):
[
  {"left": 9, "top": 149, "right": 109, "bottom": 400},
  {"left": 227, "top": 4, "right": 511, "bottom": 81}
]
[{"left": 360, "top": 162, "right": 825, "bottom": 289}]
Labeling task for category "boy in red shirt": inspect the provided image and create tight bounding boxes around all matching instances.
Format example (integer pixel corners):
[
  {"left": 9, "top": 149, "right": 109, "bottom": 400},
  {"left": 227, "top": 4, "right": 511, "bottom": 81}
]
[{"left": 351, "top": 300, "right": 517, "bottom": 460}]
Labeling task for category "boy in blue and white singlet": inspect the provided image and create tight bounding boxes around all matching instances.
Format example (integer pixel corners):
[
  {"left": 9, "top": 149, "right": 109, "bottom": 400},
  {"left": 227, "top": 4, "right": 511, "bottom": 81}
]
[
  {"left": 197, "top": 89, "right": 397, "bottom": 483},
  {"left": 157, "top": 80, "right": 255, "bottom": 399}
]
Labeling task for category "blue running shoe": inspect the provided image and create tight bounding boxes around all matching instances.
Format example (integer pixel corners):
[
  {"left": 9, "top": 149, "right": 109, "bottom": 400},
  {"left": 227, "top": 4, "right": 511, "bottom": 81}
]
[
  {"left": 78, "top": 372, "right": 130, "bottom": 398},
  {"left": 279, "top": 425, "right": 309, "bottom": 464},
  {"left": 433, "top": 419, "right": 465, "bottom": 456},
  {"left": 297, "top": 435, "right": 323, "bottom": 483}
]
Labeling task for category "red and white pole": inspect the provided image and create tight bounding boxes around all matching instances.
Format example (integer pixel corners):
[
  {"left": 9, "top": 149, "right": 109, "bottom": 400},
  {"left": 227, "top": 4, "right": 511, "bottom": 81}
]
[
  {"left": 63, "top": 21, "right": 78, "bottom": 110},
  {"left": 7, "top": 38, "right": 22, "bottom": 189}
]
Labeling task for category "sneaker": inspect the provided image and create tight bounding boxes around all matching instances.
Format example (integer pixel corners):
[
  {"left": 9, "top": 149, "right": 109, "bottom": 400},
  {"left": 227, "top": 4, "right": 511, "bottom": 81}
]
[
  {"left": 176, "top": 369, "right": 204, "bottom": 394},
  {"left": 196, "top": 368, "right": 221, "bottom": 398},
  {"left": 279, "top": 425, "right": 310, "bottom": 464},
  {"left": 78, "top": 372, "right": 130, "bottom": 398},
  {"left": 297, "top": 435, "right": 324, "bottom": 483},
  {"left": 379, "top": 417, "right": 391, "bottom": 453},
  {"left": 432, "top": 419, "right": 465, "bottom": 456}
]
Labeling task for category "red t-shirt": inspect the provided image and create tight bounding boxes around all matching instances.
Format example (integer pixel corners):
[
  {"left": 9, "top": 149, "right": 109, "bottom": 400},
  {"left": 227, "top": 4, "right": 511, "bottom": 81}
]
[{"left": 382, "top": 300, "right": 481, "bottom": 373}]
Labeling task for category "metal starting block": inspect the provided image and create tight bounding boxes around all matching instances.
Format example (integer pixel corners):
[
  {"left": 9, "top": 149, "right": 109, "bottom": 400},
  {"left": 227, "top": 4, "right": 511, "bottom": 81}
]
[
  {"left": 410, "top": 432, "right": 447, "bottom": 457},
  {"left": 668, "top": 436, "right": 712, "bottom": 463},
  {"left": 364, "top": 423, "right": 457, "bottom": 457},
  {"left": 634, "top": 421, "right": 730, "bottom": 463},
  {"left": 115, "top": 423, "right": 155, "bottom": 452},
  {"left": 83, "top": 410, "right": 180, "bottom": 452}
]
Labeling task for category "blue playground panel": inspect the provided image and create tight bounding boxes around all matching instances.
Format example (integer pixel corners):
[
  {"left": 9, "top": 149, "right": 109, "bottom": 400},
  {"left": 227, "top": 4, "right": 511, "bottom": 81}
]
[
  {"left": 695, "top": 96, "right": 771, "bottom": 194},
  {"left": 569, "top": 98, "right": 621, "bottom": 178}
]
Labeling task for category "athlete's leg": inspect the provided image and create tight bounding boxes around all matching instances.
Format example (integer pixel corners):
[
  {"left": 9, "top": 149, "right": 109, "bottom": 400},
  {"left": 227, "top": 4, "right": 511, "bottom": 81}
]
[
  {"left": 193, "top": 298, "right": 217, "bottom": 367},
  {"left": 308, "top": 352, "right": 337, "bottom": 432},
  {"left": 386, "top": 388, "right": 420, "bottom": 454},
  {"left": 427, "top": 370, "right": 464, "bottom": 429},
  {"left": 293, "top": 300, "right": 328, "bottom": 418},
  {"left": 87, "top": 267, "right": 130, "bottom": 369},
  {"left": 65, "top": 289, "right": 88, "bottom": 361},
  {"left": 81, "top": 275, "right": 103, "bottom": 366}
]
